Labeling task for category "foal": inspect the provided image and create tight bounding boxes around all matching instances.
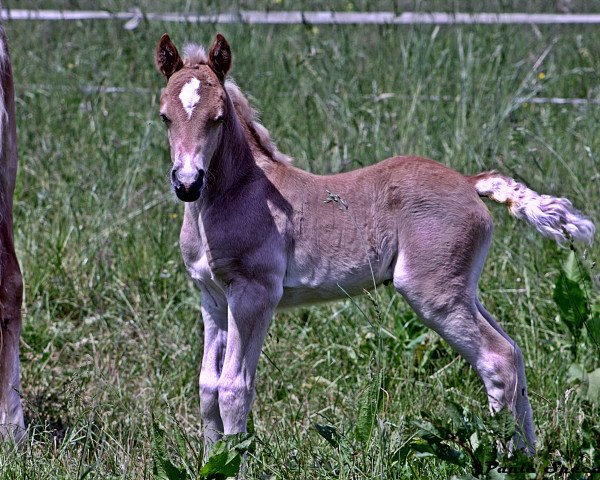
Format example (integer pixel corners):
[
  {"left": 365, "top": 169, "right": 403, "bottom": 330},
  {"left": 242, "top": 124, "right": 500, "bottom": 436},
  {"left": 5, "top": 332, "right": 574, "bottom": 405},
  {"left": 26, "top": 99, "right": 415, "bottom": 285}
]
[
  {"left": 155, "top": 33, "right": 594, "bottom": 455},
  {"left": 0, "top": 25, "right": 24, "bottom": 442}
]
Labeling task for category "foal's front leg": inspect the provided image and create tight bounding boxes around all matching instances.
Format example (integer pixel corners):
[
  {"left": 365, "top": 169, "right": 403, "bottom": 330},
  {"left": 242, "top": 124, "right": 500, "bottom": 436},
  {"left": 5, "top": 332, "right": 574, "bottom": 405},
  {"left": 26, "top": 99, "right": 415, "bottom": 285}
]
[
  {"left": 218, "top": 280, "right": 281, "bottom": 435},
  {"left": 199, "top": 296, "right": 228, "bottom": 451}
]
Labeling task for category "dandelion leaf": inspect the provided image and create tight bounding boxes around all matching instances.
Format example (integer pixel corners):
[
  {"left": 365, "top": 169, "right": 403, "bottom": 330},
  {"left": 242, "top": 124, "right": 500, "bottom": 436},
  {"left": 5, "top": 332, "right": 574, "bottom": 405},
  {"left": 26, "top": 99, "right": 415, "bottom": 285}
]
[
  {"left": 199, "top": 440, "right": 242, "bottom": 479},
  {"left": 553, "top": 251, "right": 590, "bottom": 341},
  {"left": 152, "top": 421, "right": 188, "bottom": 480}
]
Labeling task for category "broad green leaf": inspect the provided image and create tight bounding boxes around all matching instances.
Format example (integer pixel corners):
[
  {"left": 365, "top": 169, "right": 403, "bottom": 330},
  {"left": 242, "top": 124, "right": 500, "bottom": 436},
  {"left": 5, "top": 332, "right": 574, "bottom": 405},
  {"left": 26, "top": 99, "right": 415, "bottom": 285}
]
[
  {"left": 224, "top": 432, "right": 253, "bottom": 453},
  {"left": 408, "top": 438, "right": 436, "bottom": 458},
  {"left": 562, "top": 250, "right": 591, "bottom": 284},
  {"left": 553, "top": 253, "right": 590, "bottom": 342},
  {"left": 409, "top": 438, "right": 468, "bottom": 467},
  {"left": 152, "top": 421, "right": 189, "bottom": 480},
  {"left": 314, "top": 423, "right": 340, "bottom": 448},
  {"left": 473, "top": 440, "right": 497, "bottom": 474},
  {"left": 567, "top": 364, "right": 600, "bottom": 404},
  {"left": 199, "top": 440, "right": 242, "bottom": 479},
  {"left": 158, "top": 461, "right": 188, "bottom": 480},
  {"left": 199, "top": 451, "right": 241, "bottom": 479},
  {"left": 488, "top": 409, "right": 515, "bottom": 442},
  {"left": 587, "top": 308, "right": 600, "bottom": 345},
  {"left": 413, "top": 418, "right": 445, "bottom": 441},
  {"left": 444, "top": 401, "right": 475, "bottom": 439},
  {"left": 416, "top": 413, "right": 453, "bottom": 441}
]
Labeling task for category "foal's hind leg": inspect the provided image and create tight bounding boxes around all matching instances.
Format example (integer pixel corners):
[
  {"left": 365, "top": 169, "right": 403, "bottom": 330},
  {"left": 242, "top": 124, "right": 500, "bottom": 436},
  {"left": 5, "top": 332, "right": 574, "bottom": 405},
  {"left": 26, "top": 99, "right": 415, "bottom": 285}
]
[
  {"left": 394, "top": 222, "right": 535, "bottom": 453},
  {"left": 475, "top": 299, "right": 535, "bottom": 451},
  {"left": 399, "top": 288, "right": 536, "bottom": 453}
]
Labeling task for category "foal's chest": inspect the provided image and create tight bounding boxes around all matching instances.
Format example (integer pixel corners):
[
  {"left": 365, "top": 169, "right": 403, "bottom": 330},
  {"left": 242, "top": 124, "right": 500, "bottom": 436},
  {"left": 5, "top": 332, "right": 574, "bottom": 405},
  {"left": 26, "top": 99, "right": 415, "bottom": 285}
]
[
  {"left": 179, "top": 206, "right": 250, "bottom": 290},
  {"left": 179, "top": 206, "right": 222, "bottom": 287}
]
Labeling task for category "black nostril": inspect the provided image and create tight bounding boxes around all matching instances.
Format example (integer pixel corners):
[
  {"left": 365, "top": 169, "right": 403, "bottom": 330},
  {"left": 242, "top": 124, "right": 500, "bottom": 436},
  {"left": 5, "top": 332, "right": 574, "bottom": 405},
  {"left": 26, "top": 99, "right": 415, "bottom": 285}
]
[
  {"left": 198, "top": 169, "right": 205, "bottom": 185},
  {"left": 171, "top": 168, "right": 181, "bottom": 188}
]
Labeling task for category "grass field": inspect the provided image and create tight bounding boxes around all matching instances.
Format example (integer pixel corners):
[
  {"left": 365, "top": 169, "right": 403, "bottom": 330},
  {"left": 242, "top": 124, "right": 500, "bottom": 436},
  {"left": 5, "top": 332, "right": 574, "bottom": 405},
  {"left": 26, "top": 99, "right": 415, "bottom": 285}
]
[{"left": 0, "top": 1, "right": 599, "bottom": 478}]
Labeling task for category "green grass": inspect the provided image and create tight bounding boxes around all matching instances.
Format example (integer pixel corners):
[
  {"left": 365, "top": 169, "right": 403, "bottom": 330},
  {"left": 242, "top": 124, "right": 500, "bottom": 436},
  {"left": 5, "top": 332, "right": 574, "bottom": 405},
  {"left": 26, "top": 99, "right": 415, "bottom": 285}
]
[{"left": 1, "top": 2, "right": 599, "bottom": 478}]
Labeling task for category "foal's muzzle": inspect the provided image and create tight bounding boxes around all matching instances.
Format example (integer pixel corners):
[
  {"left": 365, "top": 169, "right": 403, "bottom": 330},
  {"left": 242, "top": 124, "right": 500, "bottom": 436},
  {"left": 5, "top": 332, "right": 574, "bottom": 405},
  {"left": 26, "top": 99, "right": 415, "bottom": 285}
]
[{"left": 171, "top": 168, "right": 205, "bottom": 202}]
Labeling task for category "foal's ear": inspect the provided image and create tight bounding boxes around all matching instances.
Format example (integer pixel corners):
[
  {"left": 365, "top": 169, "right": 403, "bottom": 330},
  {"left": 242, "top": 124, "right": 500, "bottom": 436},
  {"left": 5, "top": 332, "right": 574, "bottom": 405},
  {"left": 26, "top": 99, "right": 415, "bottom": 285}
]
[
  {"left": 208, "top": 34, "right": 231, "bottom": 82},
  {"left": 156, "top": 33, "right": 183, "bottom": 81}
]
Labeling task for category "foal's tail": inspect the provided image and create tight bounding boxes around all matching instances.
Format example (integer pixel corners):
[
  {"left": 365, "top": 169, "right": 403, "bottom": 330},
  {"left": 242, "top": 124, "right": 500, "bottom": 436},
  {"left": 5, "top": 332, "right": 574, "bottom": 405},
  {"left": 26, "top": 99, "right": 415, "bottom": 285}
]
[{"left": 468, "top": 171, "right": 595, "bottom": 245}]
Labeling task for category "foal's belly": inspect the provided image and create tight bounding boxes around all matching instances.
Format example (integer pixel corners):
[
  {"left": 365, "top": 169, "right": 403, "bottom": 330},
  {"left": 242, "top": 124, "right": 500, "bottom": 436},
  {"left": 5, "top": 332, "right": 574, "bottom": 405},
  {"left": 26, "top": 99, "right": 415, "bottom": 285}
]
[
  {"left": 278, "top": 282, "right": 378, "bottom": 309},
  {"left": 184, "top": 248, "right": 394, "bottom": 310},
  {"left": 278, "top": 262, "right": 392, "bottom": 309}
]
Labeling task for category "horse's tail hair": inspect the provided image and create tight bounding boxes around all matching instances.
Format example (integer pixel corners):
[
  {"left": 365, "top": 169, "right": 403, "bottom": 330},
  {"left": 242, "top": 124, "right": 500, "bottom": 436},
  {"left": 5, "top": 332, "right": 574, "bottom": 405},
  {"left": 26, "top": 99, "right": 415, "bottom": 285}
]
[{"left": 468, "top": 171, "right": 595, "bottom": 245}]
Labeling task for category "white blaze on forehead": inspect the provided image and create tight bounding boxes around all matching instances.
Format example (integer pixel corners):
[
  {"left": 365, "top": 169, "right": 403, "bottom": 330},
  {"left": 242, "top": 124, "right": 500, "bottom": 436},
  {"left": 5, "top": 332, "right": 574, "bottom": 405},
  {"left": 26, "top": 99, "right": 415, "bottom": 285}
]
[{"left": 179, "top": 78, "right": 201, "bottom": 119}]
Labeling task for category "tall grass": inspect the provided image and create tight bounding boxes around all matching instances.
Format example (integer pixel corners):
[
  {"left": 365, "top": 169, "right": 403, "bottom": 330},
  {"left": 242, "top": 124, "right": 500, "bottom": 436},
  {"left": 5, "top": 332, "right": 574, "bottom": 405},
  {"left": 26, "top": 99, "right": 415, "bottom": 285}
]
[{"left": 0, "top": 2, "right": 598, "bottom": 478}]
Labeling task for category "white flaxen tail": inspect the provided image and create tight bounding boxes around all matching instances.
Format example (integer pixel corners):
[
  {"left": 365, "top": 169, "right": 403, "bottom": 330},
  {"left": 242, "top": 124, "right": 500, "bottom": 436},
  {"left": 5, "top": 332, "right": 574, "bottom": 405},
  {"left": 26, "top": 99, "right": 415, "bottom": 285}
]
[{"left": 469, "top": 171, "right": 595, "bottom": 244}]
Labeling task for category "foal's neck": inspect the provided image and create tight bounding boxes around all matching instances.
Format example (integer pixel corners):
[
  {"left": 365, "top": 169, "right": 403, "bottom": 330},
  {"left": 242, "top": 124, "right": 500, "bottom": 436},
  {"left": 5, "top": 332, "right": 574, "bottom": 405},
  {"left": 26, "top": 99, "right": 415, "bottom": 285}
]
[{"left": 205, "top": 94, "right": 257, "bottom": 196}]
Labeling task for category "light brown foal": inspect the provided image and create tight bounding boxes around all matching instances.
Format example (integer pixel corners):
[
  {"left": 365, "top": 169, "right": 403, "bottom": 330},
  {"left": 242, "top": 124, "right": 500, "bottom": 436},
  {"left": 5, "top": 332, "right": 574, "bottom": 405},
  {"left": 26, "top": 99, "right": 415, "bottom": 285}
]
[
  {"left": 0, "top": 25, "right": 24, "bottom": 442},
  {"left": 156, "top": 33, "right": 595, "bottom": 456}
]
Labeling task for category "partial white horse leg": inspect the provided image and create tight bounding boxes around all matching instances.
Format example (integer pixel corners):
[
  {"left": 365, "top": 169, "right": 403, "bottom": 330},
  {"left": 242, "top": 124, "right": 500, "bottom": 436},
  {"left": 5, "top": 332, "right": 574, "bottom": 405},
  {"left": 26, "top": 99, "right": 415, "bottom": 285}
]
[
  {"left": 199, "top": 295, "right": 228, "bottom": 453},
  {"left": 218, "top": 280, "right": 281, "bottom": 435},
  {"left": 0, "top": 247, "right": 25, "bottom": 442},
  {"left": 401, "top": 289, "right": 535, "bottom": 453},
  {"left": 475, "top": 299, "right": 535, "bottom": 451},
  {"left": 0, "top": 24, "right": 25, "bottom": 443},
  {"left": 394, "top": 217, "right": 535, "bottom": 453}
]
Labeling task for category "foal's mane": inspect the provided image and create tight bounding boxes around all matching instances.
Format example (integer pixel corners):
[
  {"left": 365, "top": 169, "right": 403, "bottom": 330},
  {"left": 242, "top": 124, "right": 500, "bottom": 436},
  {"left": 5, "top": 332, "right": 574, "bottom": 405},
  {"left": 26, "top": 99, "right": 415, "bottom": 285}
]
[{"left": 183, "top": 44, "right": 293, "bottom": 166}]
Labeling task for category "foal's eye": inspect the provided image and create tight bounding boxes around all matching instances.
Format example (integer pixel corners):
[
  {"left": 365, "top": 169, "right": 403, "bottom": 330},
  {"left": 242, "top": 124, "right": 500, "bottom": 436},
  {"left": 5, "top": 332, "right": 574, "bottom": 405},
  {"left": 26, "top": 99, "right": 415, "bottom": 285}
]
[
  {"left": 160, "top": 113, "right": 171, "bottom": 126},
  {"left": 214, "top": 113, "right": 225, "bottom": 124}
]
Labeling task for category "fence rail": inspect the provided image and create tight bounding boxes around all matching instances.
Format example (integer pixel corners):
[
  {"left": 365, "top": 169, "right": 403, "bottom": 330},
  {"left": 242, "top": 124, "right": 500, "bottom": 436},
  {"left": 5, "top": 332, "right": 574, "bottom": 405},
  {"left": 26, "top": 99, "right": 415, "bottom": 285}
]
[{"left": 3, "top": 9, "right": 600, "bottom": 25}]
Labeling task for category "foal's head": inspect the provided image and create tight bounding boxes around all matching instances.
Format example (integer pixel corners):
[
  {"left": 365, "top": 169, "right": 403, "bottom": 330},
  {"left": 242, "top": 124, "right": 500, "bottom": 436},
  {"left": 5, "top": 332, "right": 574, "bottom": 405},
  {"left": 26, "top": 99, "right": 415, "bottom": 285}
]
[{"left": 155, "top": 34, "right": 232, "bottom": 202}]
